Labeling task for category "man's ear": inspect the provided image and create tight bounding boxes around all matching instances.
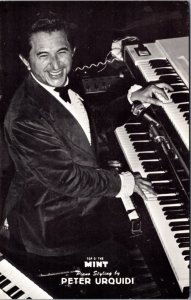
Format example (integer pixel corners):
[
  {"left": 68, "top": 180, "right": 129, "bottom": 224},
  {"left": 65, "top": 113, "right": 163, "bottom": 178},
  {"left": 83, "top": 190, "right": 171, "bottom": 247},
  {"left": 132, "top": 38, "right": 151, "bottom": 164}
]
[{"left": 19, "top": 54, "right": 31, "bottom": 70}]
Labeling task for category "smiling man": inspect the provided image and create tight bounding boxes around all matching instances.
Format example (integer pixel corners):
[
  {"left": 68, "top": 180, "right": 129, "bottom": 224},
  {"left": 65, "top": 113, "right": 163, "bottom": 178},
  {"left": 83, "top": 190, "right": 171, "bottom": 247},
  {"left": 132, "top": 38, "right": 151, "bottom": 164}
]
[
  {"left": 20, "top": 29, "right": 73, "bottom": 87},
  {"left": 3, "top": 13, "right": 171, "bottom": 266}
]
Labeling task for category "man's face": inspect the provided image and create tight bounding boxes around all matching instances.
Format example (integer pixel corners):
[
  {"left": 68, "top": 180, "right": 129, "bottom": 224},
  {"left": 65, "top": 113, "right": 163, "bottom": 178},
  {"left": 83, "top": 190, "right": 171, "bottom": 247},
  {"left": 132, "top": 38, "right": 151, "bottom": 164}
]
[{"left": 27, "top": 30, "right": 73, "bottom": 87}]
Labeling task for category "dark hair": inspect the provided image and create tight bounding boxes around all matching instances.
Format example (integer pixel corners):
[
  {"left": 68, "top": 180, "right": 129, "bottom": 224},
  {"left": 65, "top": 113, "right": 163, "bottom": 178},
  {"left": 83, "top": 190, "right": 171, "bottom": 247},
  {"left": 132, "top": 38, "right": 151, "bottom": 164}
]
[{"left": 19, "top": 12, "right": 76, "bottom": 59}]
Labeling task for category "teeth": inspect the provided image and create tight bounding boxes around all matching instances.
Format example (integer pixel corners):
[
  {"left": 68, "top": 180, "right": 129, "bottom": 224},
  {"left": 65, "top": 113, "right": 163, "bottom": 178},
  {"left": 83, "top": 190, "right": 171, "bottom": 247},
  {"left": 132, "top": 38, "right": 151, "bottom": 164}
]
[{"left": 50, "top": 71, "right": 62, "bottom": 76}]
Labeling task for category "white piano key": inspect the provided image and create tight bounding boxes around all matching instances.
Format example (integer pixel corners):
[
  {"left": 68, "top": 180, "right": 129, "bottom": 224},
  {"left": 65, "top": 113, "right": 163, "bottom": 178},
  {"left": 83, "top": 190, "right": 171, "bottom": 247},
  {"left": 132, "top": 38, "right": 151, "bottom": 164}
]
[
  {"left": 161, "top": 203, "right": 183, "bottom": 208},
  {"left": 0, "top": 289, "right": 10, "bottom": 299}
]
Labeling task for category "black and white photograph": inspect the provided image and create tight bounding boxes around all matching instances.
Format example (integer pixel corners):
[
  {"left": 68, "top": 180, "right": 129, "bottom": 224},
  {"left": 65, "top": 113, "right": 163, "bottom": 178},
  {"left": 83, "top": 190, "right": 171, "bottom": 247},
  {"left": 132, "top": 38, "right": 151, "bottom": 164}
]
[{"left": 0, "top": 0, "right": 189, "bottom": 299}]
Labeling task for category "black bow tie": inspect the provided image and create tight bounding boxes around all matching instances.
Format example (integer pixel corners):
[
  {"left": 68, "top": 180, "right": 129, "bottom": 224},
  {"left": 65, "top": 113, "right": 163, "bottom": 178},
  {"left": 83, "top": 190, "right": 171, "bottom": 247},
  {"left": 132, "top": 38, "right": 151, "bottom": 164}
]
[{"left": 54, "top": 86, "right": 71, "bottom": 103}]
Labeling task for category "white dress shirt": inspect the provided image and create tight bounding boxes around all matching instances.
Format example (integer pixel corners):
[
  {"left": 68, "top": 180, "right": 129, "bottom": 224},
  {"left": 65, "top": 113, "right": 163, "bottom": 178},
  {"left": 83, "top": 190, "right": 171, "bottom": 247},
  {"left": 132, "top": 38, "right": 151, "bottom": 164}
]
[{"left": 31, "top": 73, "right": 91, "bottom": 145}]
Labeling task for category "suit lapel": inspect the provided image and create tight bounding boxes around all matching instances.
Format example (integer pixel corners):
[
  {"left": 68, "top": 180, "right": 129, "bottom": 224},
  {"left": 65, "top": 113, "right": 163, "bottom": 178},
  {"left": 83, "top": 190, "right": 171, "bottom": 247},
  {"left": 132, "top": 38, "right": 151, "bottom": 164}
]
[{"left": 26, "top": 74, "right": 97, "bottom": 160}]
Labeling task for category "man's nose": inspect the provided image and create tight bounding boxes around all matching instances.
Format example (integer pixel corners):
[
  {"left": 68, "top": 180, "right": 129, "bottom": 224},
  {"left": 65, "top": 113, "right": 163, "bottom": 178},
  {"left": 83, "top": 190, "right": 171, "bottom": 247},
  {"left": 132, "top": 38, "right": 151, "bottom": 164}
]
[{"left": 50, "top": 56, "right": 60, "bottom": 69}]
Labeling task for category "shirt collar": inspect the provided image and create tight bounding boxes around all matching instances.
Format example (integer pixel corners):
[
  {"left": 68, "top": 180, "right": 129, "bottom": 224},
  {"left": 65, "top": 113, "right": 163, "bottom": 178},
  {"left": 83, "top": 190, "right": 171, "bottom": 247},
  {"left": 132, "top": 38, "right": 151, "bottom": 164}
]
[{"left": 31, "top": 72, "right": 69, "bottom": 94}]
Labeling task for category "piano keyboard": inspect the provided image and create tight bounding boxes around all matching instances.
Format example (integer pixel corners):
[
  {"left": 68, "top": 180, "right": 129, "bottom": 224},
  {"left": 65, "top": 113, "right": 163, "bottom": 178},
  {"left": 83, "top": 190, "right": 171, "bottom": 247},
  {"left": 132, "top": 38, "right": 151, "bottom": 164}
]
[
  {"left": 0, "top": 258, "right": 52, "bottom": 299},
  {"left": 115, "top": 122, "right": 189, "bottom": 292},
  {"left": 124, "top": 37, "right": 189, "bottom": 150}
]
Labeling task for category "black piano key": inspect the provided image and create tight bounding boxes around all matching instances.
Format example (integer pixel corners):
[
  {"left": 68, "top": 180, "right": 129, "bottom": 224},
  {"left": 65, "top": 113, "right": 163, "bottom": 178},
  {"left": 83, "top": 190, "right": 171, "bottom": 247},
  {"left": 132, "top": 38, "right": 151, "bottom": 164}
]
[
  {"left": 163, "top": 207, "right": 186, "bottom": 213},
  {"left": 164, "top": 209, "right": 186, "bottom": 220},
  {"left": 129, "top": 134, "right": 150, "bottom": 141},
  {"left": 153, "top": 182, "right": 176, "bottom": 190},
  {"left": 176, "top": 237, "right": 189, "bottom": 243},
  {"left": 0, "top": 275, "right": 6, "bottom": 283},
  {"left": 159, "top": 75, "right": 182, "bottom": 84},
  {"left": 155, "top": 68, "right": 175, "bottom": 75},
  {"left": 0, "top": 279, "right": 11, "bottom": 288},
  {"left": 182, "top": 250, "right": 190, "bottom": 255},
  {"left": 125, "top": 125, "right": 147, "bottom": 134},
  {"left": 175, "top": 233, "right": 189, "bottom": 238},
  {"left": 170, "top": 84, "right": 188, "bottom": 92},
  {"left": 11, "top": 290, "right": 25, "bottom": 299},
  {"left": 171, "top": 92, "right": 189, "bottom": 104},
  {"left": 178, "top": 242, "right": 189, "bottom": 248},
  {"left": 147, "top": 172, "right": 170, "bottom": 181},
  {"left": 6, "top": 286, "right": 20, "bottom": 296},
  {"left": 138, "top": 152, "right": 159, "bottom": 160},
  {"left": 166, "top": 214, "right": 187, "bottom": 220},
  {"left": 164, "top": 208, "right": 186, "bottom": 214},
  {"left": 183, "top": 112, "right": 189, "bottom": 122},
  {"left": 157, "top": 194, "right": 179, "bottom": 200},
  {"left": 184, "top": 256, "right": 190, "bottom": 261},
  {"left": 158, "top": 196, "right": 180, "bottom": 200},
  {"left": 159, "top": 198, "right": 182, "bottom": 205},
  {"left": 169, "top": 221, "right": 189, "bottom": 227},
  {"left": 142, "top": 164, "right": 164, "bottom": 172},
  {"left": 171, "top": 225, "right": 189, "bottom": 231},
  {"left": 155, "top": 187, "right": 177, "bottom": 195},
  {"left": 149, "top": 59, "right": 171, "bottom": 68},
  {"left": 177, "top": 103, "right": 189, "bottom": 112},
  {"left": 133, "top": 142, "right": 156, "bottom": 152}
]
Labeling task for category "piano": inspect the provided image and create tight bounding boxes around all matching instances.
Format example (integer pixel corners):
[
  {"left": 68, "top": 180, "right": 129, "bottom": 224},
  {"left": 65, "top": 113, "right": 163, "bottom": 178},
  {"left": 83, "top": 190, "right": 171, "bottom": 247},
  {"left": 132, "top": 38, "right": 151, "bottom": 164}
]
[
  {"left": 115, "top": 36, "right": 189, "bottom": 294},
  {"left": 0, "top": 256, "right": 52, "bottom": 299},
  {"left": 124, "top": 37, "right": 189, "bottom": 150}
]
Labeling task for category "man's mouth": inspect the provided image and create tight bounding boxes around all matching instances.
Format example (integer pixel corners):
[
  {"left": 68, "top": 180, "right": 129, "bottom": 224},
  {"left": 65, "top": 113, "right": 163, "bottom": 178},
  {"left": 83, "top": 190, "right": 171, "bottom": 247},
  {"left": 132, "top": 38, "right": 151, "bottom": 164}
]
[{"left": 49, "top": 70, "right": 63, "bottom": 78}]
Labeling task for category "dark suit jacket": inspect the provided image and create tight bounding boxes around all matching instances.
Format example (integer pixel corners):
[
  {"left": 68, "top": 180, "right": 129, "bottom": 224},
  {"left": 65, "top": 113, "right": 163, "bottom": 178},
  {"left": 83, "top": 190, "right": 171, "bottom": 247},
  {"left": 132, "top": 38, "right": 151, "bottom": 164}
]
[{"left": 4, "top": 74, "right": 122, "bottom": 256}]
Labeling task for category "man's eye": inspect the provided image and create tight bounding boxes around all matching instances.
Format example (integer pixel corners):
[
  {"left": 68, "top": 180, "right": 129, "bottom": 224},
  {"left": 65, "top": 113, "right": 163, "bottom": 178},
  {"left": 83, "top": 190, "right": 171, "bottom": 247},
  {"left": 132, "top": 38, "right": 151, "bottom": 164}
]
[
  {"left": 58, "top": 50, "right": 68, "bottom": 54},
  {"left": 39, "top": 54, "right": 48, "bottom": 58}
]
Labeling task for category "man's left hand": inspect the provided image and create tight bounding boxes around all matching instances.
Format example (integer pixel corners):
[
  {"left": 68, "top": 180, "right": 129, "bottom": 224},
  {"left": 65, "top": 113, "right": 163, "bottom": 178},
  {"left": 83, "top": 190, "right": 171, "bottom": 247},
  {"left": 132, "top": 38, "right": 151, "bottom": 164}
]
[{"left": 133, "top": 173, "right": 157, "bottom": 202}]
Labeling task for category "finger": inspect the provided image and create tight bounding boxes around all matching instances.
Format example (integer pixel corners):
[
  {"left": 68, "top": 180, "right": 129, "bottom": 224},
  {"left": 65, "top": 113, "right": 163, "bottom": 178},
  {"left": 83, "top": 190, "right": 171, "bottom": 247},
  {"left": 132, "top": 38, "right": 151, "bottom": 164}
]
[
  {"left": 135, "top": 178, "right": 153, "bottom": 188},
  {"left": 156, "top": 82, "right": 174, "bottom": 91},
  {"left": 152, "top": 86, "right": 169, "bottom": 100},
  {"left": 134, "top": 185, "right": 147, "bottom": 201},
  {"left": 140, "top": 184, "right": 157, "bottom": 196},
  {"left": 142, "top": 97, "right": 163, "bottom": 106},
  {"left": 136, "top": 179, "right": 157, "bottom": 195}
]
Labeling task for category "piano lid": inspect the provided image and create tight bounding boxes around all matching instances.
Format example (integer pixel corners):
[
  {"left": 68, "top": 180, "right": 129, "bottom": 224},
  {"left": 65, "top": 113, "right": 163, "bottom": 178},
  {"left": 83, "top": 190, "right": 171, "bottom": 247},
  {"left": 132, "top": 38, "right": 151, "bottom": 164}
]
[{"left": 156, "top": 37, "right": 189, "bottom": 88}]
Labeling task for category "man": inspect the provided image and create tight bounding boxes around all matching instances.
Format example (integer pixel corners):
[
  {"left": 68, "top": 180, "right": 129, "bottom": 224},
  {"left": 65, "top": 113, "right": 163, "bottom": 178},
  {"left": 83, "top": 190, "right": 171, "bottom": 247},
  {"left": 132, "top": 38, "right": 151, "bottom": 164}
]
[{"left": 4, "top": 14, "right": 172, "bottom": 262}]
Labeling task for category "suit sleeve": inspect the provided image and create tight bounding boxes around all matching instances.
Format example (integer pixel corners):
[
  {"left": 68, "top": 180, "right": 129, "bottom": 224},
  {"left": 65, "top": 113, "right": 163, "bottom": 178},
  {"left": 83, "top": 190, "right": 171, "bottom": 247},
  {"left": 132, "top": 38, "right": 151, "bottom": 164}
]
[{"left": 5, "top": 116, "right": 121, "bottom": 199}]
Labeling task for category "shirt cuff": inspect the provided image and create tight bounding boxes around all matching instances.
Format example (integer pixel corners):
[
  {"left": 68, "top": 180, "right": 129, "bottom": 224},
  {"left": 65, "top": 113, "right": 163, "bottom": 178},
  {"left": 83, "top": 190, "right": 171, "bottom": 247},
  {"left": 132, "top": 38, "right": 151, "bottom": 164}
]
[
  {"left": 116, "top": 171, "right": 135, "bottom": 198},
  {"left": 127, "top": 84, "right": 142, "bottom": 104}
]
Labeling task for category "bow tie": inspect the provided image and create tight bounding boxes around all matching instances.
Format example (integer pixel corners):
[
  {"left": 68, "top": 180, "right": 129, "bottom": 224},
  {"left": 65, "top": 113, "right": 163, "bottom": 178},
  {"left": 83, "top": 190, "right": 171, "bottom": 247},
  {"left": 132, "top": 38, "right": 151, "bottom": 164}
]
[{"left": 54, "top": 86, "right": 71, "bottom": 103}]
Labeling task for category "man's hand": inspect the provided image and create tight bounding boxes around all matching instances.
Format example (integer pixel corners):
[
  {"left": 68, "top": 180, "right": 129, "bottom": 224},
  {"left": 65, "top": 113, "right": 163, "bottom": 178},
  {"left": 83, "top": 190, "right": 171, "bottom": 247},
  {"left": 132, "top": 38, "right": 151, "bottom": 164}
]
[
  {"left": 131, "top": 83, "right": 174, "bottom": 106},
  {"left": 133, "top": 173, "right": 156, "bottom": 201}
]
